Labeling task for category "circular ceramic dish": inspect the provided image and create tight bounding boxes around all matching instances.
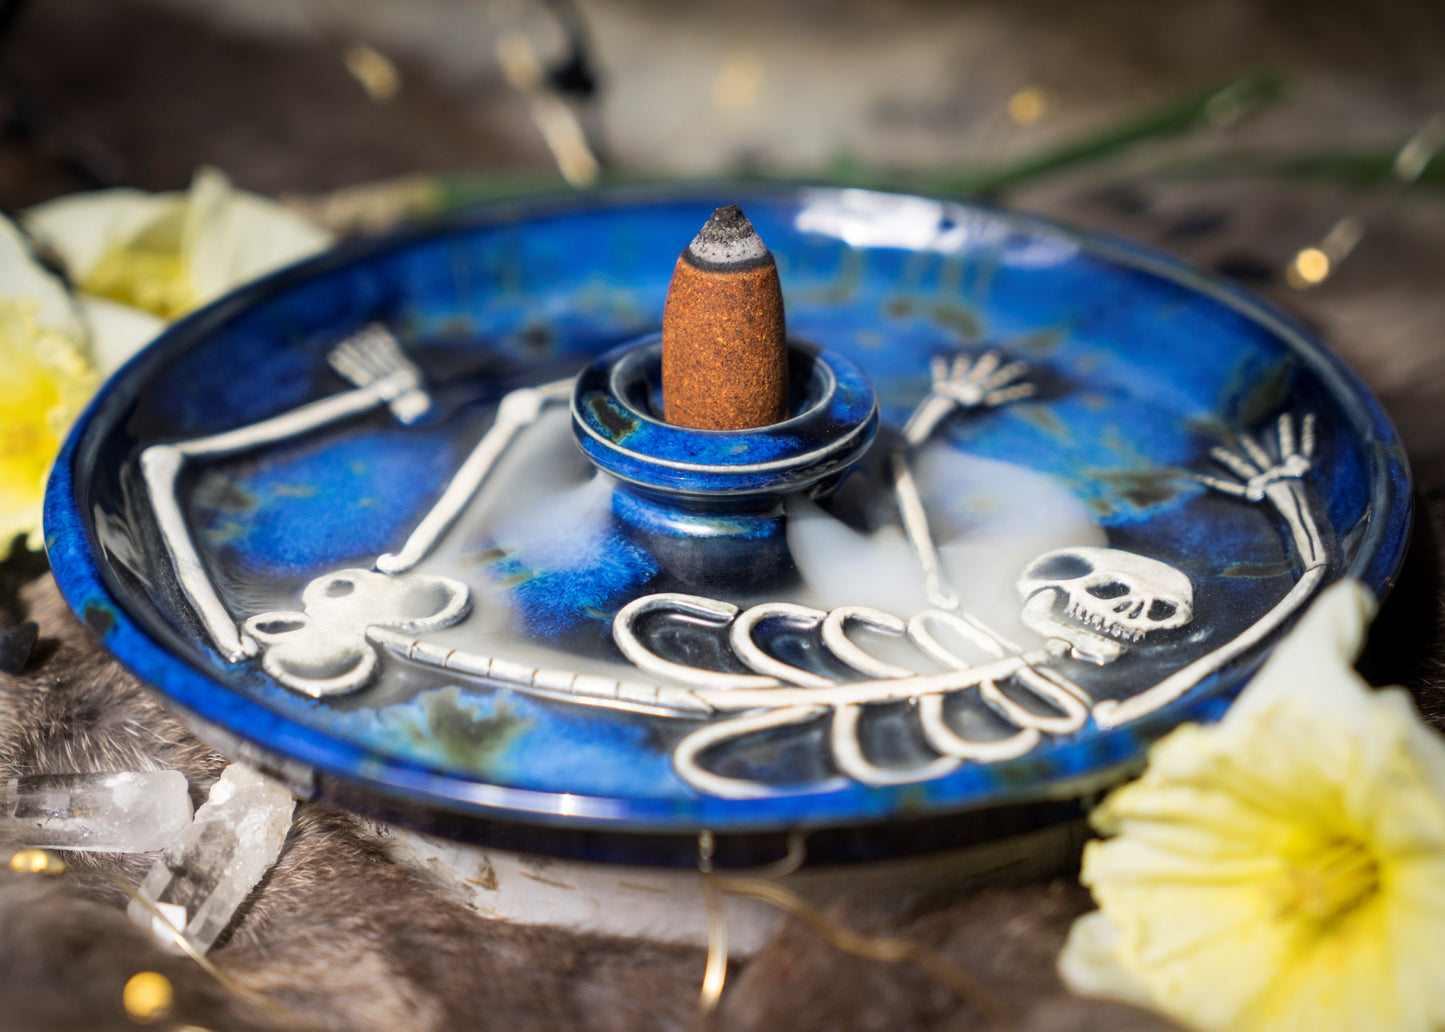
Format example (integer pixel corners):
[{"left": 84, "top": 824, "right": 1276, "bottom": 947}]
[{"left": 45, "top": 187, "right": 1411, "bottom": 866}]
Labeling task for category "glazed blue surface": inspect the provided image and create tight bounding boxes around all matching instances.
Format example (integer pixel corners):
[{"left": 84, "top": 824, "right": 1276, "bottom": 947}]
[{"left": 45, "top": 186, "right": 1412, "bottom": 848}]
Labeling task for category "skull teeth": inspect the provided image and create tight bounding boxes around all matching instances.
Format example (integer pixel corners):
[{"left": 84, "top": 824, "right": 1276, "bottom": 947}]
[{"left": 1063, "top": 601, "right": 1145, "bottom": 643}]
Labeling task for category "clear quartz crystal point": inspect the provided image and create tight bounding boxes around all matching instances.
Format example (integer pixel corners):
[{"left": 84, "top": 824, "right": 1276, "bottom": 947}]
[
  {"left": 0, "top": 771, "right": 193, "bottom": 853},
  {"left": 127, "top": 762, "right": 296, "bottom": 955}
]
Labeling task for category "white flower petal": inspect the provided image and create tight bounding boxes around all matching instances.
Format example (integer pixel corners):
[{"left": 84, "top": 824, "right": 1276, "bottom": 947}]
[
  {"left": 186, "top": 171, "right": 332, "bottom": 303},
  {"left": 1375, "top": 686, "right": 1445, "bottom": 799},
  {"left": 0, "top": 214, "right": 83, "bottom": 339},
  {"left": 24, "top": 167, "right": 332, "bottom": 322},
  {"left": 1057, "top": 911, "right": 1161, "bottom": 1012},
  {"left": 1228, "top": 579, "right": 1378, "bottom": 722},
  {"left": 77, "top": 295, "right": 165, "bottom": 376},
  {"left": 24, "top": 187, "right": 177, "bottom": 279}
]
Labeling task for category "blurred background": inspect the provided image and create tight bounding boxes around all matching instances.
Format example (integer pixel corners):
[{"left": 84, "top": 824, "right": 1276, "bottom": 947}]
[{"left": 2, "top": 0, "right": 1443, "bottom": 475}]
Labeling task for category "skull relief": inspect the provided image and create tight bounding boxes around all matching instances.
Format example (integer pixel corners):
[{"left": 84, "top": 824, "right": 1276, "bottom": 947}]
[{"left": 1017, "top": 547, "right": 1193, "bottom": 663}]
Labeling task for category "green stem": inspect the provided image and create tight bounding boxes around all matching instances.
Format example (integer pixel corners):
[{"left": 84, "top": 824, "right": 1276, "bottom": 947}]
[
  {"left": 924, "top": 73, "right": 1286, "bottom": 196},
  {"left": 429, "top": 73, "right": 1289, "bottom": 210}
]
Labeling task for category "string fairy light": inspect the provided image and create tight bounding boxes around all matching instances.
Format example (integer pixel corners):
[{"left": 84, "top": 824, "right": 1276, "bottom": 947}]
[
  {"left": 1007, "top": 87, "right": 1048, "bottom": 127},
  {"left": 343, "top": 41, "right": 402, "bottom": 102},
  {"left": 718, "top": 878, "right": 1017, "bottom": 1031},
  {"left": 288, "top": 0, "right": 404, "bottom": 103},
  {"left": 103, "top": 870, "right": 291, "bottom": 1019},
  {"left": 692, "top": 831, "right": 728, "bottom": 1031},
  {"left": 689, "top": 832, "right": 1014, "bottom": 1031},
  {"left": 5, "top": 849, "right": 291, "bottom": 1022},
  {"left": 13, "top": 835, "right": 1004, "bottom": 1028},
  {"left": 712, "top": 49, "right": 767, "bottom": 115},
  {"left": 1287, "top": 113, "right": 1444, "bottom": 290}
]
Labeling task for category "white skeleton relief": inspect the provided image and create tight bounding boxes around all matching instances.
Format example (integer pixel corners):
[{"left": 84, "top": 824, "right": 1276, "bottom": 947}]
[
  {"left": 1018, "top": 547, "right": 1195, "bottom": 664},
  {"left": 890, "top": 351, "right": 1038, "bottom": 611},
  {"left": 787, "top": 350, "right": 1105, "bottom": 641},
  {"left": 142, "top": 330, "right": 1330, "bottom": 797}
]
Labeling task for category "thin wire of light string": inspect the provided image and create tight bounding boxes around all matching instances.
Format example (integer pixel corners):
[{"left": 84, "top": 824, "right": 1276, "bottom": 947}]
[
  {"left": 95, "top": 869, "right": 293, "bottom": 1020},
  {"left": 689, "top": 832, "right": 1015, "bottom": 1032},
  {"left": 1287, "top": 112, "right": 1445, "bottom": 288},
  {"left": 6, "top": 848, "right": 294, "bottom": 1022}
]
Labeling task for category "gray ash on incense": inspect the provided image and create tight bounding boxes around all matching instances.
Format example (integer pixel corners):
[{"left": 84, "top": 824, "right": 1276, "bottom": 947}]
[{"left": 682, "top": 203, "right": 773, "bottom": 271}]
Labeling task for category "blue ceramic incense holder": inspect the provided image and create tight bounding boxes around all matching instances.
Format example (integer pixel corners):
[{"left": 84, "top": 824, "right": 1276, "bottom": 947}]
[{"left": 45, "top": 187, "right": 1411, "bottom": 866}]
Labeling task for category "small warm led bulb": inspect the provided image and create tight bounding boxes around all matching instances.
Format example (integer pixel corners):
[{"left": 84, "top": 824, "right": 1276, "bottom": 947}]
[
  {"left": 1008, "top": 88, "right": 1047, "bottom": 125},
  {"left": 1288, "top": 247, "right": 1332, "bottom": 289},
  {"left": 123, "top": 971, "right": 175, "bottom": 1024},
  {"left": 7, "top": 848, "right": 66, "bottom": 875}
]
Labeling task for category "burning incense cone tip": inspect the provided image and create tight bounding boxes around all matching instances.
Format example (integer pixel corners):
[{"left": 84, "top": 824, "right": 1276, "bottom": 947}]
[{"left": 684, "top": 203, "right": 771, "bottom": 270}]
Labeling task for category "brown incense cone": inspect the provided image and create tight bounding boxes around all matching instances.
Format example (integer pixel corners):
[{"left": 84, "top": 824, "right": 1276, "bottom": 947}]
[{"left": 662, "top": 204, "right": 788, "bottom": 430}]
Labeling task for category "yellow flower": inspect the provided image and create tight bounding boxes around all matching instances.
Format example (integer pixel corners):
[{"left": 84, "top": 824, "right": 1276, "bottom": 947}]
[
  {"left": 0, "top": 216, "right": 97, "bottom": 557},
  {"left": 25, "top": 167, "right": 332, "bottom": 323},
  {"left": 0, "top": 302, "right": 95, "bottom": 556},
  {"left": 1059, "top": 580, "right": 1445, "bottom": 1032},
  {"left": 1, "top": 170, "right": 330, "bottom": 559}
]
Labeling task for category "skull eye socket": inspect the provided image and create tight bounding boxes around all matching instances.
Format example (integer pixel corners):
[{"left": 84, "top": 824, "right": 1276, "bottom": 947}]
[
  {"left": 1029, "top": 553, "right": 1094, "bottom": 581},
  {"left": 1086, "top": 581, "right": 1130, "bottom": 600},
  {"left": 1148, "top": 600, "right": 1177, "bottom": 621}
]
